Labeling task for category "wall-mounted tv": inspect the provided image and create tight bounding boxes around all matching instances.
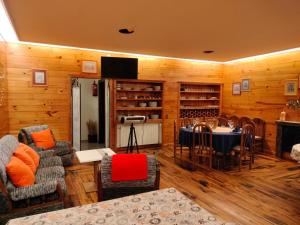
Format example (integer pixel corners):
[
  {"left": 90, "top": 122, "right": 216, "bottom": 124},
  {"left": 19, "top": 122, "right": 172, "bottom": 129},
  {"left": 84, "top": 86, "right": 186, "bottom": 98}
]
[{"left": 101, "top": 56, "right": 138, "bottom": 79}]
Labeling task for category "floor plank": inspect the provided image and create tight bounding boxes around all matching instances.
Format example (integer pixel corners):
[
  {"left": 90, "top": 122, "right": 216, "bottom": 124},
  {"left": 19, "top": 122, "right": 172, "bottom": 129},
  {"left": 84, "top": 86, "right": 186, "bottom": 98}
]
[{"left": 65, "top": 148, "right": 300, "bottom": 225}]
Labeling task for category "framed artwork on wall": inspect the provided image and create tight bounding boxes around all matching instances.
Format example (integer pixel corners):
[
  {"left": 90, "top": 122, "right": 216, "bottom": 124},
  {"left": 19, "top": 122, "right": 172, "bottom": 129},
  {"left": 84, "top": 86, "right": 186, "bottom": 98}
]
[
  {"left": 241, "top": 79, "right": 250, "bottom": 91},
  {"left": 284, "top": 79, "right": 298, "bottom": 96},
  {"left": 232, "top": 82, "right": 241, "bottom": 95},
  {"left": 32, "top": 69, "right": 47, "bottom": 86},
  {"left": 81, "top": 60, "right": 98, "bottom": 74}
]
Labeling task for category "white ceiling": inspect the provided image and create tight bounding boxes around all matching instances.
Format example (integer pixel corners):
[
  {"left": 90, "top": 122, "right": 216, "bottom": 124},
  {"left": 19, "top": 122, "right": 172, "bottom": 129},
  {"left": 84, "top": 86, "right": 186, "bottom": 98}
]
[{"left": 4, "top": 0, "right": 300, "bottom": 61}]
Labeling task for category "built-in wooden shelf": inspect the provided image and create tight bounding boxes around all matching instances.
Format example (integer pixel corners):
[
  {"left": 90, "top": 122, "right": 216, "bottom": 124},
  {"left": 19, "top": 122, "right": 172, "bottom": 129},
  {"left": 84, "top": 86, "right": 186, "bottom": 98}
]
[
  {"left": 180, "top": 91, "right": 220, "bottom": 94},
  {"left": 178, "top": 82, "right": 222, "bottom": 119},
  {"left": 180, "top": 99, "right": 219, "bottom": 101},
  {"left": 117, "top": 90, "right": 162, "bottom": 93},
  {"left": 180, "top": 106, "right": 219, "bottom": 110},
  {"left": 117, "top": 119, "right": 162, "bottom": 124},
  {"left": 117, "top": 107, "right": 162, "bottom": 111},
  {"left": 117, "top": 98, "right": 162, "bottom": 101}
]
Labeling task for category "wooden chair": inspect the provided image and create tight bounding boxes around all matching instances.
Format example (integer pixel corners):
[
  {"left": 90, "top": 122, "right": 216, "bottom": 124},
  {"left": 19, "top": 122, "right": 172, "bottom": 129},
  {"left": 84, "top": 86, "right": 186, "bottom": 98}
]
[
  {"left": 218, "top": 117, "right": 229, "bottom": 127},
  {"left": 174, "top": 120, "right": 192, "bottom": 165},
  {"left": 232, "top": 123, "right": 255, "bottom": 171},
  {"left": 180, "top": 117, "right": 193, "bottom": 127},
  {"left": 192, "top": 124, "right": 213, "bottom": 170},
  {"left": 252, "top": 118, "right": 265, "bottom": 152},
  {"left": 238, "top": 116, "right": 252, "bottom": 128},
  {"left": 228, "top": 115, "right": 239, "bottom": 128}
]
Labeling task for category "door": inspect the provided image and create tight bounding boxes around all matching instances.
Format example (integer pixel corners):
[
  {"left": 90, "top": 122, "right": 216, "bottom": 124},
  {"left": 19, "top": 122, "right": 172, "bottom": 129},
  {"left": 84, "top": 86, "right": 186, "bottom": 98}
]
[{"left": 72, "top": 79, "right": 81, "bottom": 151}]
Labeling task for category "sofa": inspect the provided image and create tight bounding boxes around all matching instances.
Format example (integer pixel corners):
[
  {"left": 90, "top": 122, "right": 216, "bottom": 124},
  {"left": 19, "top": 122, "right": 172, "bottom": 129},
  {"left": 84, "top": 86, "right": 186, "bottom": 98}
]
[
  {"left": 0, "top": 135, "right": 67, "bottom": 224},
  {"left": 18, "top": 125, "right": 74, "bottom": 166}
]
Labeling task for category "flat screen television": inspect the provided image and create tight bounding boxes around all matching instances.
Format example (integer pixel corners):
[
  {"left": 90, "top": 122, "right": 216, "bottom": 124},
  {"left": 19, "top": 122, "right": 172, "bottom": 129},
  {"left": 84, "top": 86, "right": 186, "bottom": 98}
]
[{"left": 101, "top": 56, "right": 138, "bottom": 79}]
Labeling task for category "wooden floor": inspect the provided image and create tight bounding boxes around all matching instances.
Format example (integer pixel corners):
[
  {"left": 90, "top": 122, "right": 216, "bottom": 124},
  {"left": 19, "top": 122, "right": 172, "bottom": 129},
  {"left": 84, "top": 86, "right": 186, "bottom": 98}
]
[{"left": 65, "top": 148, "right": 300, "bottom": 225}]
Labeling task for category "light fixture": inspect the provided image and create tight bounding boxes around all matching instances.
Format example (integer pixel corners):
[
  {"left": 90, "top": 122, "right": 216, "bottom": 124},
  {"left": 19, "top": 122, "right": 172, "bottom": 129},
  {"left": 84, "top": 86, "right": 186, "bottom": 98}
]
[
  {"left": 203, "top": 50, "right": 214, "bottom": 54},
  {"left": 119, "top": 28, "right": 134, "bottom": 34},
  {"left": 0, "top": 0, "right": 18, "bottom": 42}
]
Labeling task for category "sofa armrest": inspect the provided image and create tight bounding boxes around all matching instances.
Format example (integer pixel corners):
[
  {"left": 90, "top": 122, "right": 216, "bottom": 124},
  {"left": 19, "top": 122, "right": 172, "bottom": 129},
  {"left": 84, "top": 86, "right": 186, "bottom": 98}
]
[
  {"left": 8, "top": 181, "right": 63, "bottom": 201},
  {"left": 38, "top": 150, "right": 55, "bottom": 158}
]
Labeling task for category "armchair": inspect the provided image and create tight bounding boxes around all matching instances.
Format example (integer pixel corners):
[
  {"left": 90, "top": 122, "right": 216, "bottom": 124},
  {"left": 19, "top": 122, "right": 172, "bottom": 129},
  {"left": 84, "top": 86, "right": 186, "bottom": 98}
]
[
  {"left": 18, "top": 125, "right": 74, "bottom": 166},
  {"left": 97, "top": 155, "right": 160, "bottom": 201}
]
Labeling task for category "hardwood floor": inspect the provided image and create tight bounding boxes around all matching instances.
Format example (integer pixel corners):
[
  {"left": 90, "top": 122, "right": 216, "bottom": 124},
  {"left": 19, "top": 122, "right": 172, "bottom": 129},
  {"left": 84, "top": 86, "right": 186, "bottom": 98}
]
[{"left": 65, "top": 148, "right": 300, "bottom": 225}]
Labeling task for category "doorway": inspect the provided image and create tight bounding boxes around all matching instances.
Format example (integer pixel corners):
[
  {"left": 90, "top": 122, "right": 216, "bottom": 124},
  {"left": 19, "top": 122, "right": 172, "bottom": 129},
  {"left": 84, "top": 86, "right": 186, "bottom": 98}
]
[{"left": 71, "top": 78, "right": 104, "bottom": 151}]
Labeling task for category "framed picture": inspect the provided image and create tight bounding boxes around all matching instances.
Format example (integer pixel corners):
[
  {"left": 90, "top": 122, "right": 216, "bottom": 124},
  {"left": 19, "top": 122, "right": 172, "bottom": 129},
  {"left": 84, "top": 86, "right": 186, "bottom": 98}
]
[
  {"left": 82, "top": 60, "right": 97, "bottom": 73},
  {"left": 284, "top": 79, "right": 298, "bottom": 96},
  {"left": 232, "top": 82, "right": 241, "bottom": 95},
  {"left": 32, "top": 69, "right": 47, "bottom": 86},
  {"left": 241, "top": 79, "right": 250, "bottom": 91}
]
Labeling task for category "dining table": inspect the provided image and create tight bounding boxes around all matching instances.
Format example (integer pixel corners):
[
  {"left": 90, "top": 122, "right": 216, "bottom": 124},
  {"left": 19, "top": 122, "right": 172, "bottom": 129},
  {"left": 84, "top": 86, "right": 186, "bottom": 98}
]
[{"left": 179, "top": 126, "right": 241, "bottom": 156}]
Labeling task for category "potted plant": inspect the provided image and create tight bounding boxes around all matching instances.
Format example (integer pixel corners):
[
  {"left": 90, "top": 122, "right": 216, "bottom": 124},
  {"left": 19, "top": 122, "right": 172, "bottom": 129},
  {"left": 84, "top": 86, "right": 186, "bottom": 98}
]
[{"left": 86, "top": 120, "right": 97, "bottom": 143}]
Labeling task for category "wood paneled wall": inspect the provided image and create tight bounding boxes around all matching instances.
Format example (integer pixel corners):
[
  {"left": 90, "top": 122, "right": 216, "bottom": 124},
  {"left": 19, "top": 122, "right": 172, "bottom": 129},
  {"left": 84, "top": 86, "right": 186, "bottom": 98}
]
[
  {"left": 0, "top": 36, "right": 9, "bottom": 137},
  {"left": 6, "top": 43, "right": 223, "bottom": 144},
  {"left": 223, "top": 51, "right": 300, "bottom": 154}
]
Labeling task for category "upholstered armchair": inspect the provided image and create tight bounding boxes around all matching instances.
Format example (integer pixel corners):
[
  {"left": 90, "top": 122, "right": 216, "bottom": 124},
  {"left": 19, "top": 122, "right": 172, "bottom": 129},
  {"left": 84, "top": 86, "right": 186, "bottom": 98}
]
[
  {"left": 18, "top": 125, "right": 74, "bottom": 166},
  {"left": 97, "top": 155, "right": 160, "bottom": 201},
  {"left": 0, "top": 135, "right": 67, "bottom": 224}
]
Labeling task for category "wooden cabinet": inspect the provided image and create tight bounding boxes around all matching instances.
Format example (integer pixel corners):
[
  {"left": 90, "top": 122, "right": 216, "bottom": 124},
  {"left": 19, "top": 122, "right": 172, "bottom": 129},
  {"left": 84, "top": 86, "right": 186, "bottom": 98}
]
[
  {"left": 179, "top": 82, "right": 222, "bottom": 119},
  {"left": 112, "top": 79, "right": 164, "bottom": 149},
  {"left": 117, "top": 123, "right": 162, "bottom": 147}
]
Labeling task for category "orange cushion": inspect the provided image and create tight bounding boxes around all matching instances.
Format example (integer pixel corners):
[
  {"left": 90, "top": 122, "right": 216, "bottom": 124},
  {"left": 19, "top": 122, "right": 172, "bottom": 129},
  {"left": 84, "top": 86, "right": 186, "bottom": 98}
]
[
  {"left": 14, "top": 147, "right": 37, "bottom": 173},
  {"left": 19, "top": 143, "right": 40, "bottom": 167},
  {"left": 31, "top": 128, "right": 55, "bottom": 150},
  {"left": 6, "top": 156, "right": 35, "bottom": 187}
]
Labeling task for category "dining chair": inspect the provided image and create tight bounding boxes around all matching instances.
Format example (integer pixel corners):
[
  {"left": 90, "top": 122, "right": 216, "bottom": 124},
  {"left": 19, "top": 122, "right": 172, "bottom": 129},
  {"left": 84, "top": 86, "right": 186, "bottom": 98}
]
[
  {"left": 180, "top": 117, "right": 193, "bottom": 127},
  {"left": 174, "top": 120, "right": 191, "bottom": 164},
  {"left": 218, "top": 117, "right": 229, "bottom": 127},
  {"left": 232, "top": 123, "right": 255, "bottom": 171},
  {"left": 252, "top": 118, "right": 265, "bottom": 152},
  {"left": 192, "top": 124, "right": 213, "bottom": 170},
  {"left": 228, "top": 115, "right": 239, "bottom": 128},
  {"left": 238, "top": 116, "right": 252, "bottom": 128}
]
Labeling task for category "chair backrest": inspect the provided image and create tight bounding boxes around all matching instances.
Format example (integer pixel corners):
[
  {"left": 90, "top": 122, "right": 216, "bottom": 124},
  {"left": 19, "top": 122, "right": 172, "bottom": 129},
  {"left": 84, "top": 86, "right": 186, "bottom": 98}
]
[
  {"left": 192, "top": 124, "right": 213, "bottom": 154},
  {"left": 218, "top": 117, "right": 229, "bottom": 127},
  {"left": 239, "top": 116, "right": 252, "bottom": 128},
  {"left": 0, "top": 135, "right": 19, "bottom": 184},
  {"left": 252, "top": 118, "right": 265, "bottom": 138},
  {"left": 18, "top": 125, "right": 49, "bottom": 145},
  {"left": 228, "top": 115, "right": 239, "bottom": 127},
  {"left": 100, "top": 155, "right": 157, "bottom": 189},
  {"left": 180, "top": 117, "right": 192, "bottom": 127},
  {"left": 240, "top": 123, "right": 255, "bottom": 154}
]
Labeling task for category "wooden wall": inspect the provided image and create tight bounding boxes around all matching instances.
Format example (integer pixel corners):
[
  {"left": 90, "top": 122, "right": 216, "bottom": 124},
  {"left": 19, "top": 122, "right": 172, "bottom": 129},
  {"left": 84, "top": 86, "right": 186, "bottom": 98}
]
[
  {"left": 0, "top": 36, "right": 9, "bottom": 137},
  {"left": 223, "top": 51, "right": 300, "bottom": 154},
  {"left": 6, "top": 43, "right": 223, "bottom": 145}
]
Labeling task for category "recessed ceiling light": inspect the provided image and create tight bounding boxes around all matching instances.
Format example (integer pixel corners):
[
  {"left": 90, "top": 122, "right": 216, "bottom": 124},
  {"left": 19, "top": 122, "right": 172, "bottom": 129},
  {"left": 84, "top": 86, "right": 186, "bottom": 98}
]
[
  {"left": 119, "top": 28, "right": 134, "bottom": 34},
  {"left": 203, "top": 50, "right": 214, "bottom": 54}
]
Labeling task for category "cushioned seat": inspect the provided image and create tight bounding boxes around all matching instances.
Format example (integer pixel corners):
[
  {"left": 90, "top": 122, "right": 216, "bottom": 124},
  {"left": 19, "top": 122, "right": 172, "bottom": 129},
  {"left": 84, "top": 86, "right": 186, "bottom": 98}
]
[
  {"left": 18, "top": 125, "right": 74, "bottom": 166},
  {"left": 0, "top": 135, "right": 67, "bottom": 224}
]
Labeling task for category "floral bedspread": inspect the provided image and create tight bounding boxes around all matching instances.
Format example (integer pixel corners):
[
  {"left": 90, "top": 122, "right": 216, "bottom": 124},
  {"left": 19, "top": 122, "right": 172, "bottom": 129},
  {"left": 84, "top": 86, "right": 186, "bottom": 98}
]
[{"left": 7, "top": 188, "right": 235, "bottom": 225}]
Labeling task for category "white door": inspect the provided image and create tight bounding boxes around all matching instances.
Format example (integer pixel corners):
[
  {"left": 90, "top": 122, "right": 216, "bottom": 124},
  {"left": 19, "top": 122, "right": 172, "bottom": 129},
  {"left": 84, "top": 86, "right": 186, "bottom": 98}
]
[{"left": 72, "top": 80, "right": 81, "bottom": 151}]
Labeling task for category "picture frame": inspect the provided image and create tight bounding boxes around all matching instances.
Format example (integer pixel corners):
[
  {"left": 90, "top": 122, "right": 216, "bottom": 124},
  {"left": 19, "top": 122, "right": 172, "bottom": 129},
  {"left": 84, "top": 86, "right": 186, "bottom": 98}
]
[
  {"left": 32, "top": 69, "right": 47, "bottom": 86},
  {"left": 284, "top": 79, "right": 298, "bottom": 96},
  {"left": 232, "top": 82, "right": 241, "bottom": 95},
  {"left": 81, "top": 60, "right": 98, "bottom": 74},
  {"left": 241, "top": 79, "right": 250, "bottom": 91}
]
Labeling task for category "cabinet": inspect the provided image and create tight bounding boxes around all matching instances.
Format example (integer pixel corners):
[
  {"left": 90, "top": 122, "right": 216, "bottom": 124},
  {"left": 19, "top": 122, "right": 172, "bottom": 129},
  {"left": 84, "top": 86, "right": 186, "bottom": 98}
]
[
  {"left": 179, "top": 82, "right": 222, "bottom": 119},
  {"left": 117, "top": 123, "right": 162, "bottom": 148}
]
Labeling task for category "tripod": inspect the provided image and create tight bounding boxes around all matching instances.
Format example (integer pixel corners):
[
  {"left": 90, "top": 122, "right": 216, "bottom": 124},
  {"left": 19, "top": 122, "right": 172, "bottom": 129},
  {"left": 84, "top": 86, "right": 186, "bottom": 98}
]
[{"left": 127, "top": 123, "right": 139, "bottom": 153}]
